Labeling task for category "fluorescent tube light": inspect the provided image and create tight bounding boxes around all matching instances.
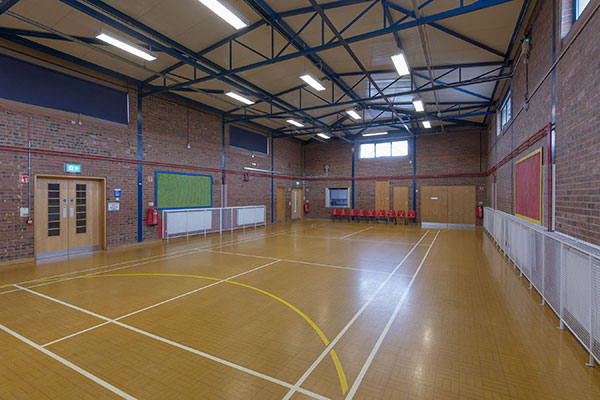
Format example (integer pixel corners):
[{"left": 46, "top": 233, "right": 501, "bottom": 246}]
[
  {"left": 412, "top": 99, "right": 424, "bottom": 112},
  {"left": 317, "top": 133, "right": 330, "bottom": 139},
  {"left": 346, "top": 109, "right": 361, "bottom": 120},
  {"left": 422, "top": 120, "right": 432, "bottom": 128},
  {"left": 362, "top": 132, "right": 388, "bottom": 137},
  {"left": 96, "top": 30, "right": 156, "bottom": 61},
  {"left": 300, "top": 74, "right": 326, "bottom": 91},
  {"left": 287, "top": 119, "right": 304, "bottom": 127},
  {"left": 197, "top": 0, "right": 248, "bottom": 30},
  {"left": 226, "top": 91, "right": 254, "bottom": 105},
  {"left": 391, "top": 52, "right": 410, "bottom": 76}
]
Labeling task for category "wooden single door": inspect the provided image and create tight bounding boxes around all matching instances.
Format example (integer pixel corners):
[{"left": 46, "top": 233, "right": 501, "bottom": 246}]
[
  {"left": 67, "top": 180, "right": 102, "bottom": 253},
  {"left": 276, "top": 187, "right": 286, "bottom": 222},
  {"left": 421, "top": 186, "right": 448, "bottom": 223},
  {"left": 35, "top": 178, "right": 70, "bottom": 257},
  {"left": 375, "top": 180, "right": 390, "bottom": 211},
  {"left": 35, "top": 177, "right": 103, "bottom": 258},
  {"left": 291, "top": 188, "right": 303, "bottom": 219},
  {"left": 447, "top": 186, "right": 476, "bottom": 225},
  {"left": 393, "top": 186, "right": 409, "bottom": 211}
]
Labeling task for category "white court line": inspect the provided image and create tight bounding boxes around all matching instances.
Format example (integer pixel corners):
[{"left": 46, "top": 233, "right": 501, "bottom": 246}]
[
  {"left": 338, "top": 226, "right": 373, "bottom": 239},
  {"left": 0, "top": 226, "right": 305, "bottom": 296},
  {"left": 0, "top": 323, "right": 136, "bottom": 400},
  {"left": 281, "top": 230, "right": 431, "bottom": 400},
  {"left": 0, "top": 224, "right": 302, "bottom": 293},
  {"left": 209, "top": 250, "right": 414, "bottom": 278},
  {"left": 344, "top": 230, "right": 441, "bottom": 399},
  {"left": 39, "top": 259, "right": 281, "bottom": 347},
  {"left": 15, "top": 283, "right": 329, "bottom": 400},
  {"left": 286, "top": 232, "right": 430, "bottom": 245}
]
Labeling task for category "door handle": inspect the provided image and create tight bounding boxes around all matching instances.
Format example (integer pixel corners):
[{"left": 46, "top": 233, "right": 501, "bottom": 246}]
[
  {"left": 62, "top": 206, "right": 67, "bottom": 218},
  {"left": 70, "top": 206, "right": 74, "bottom": 218}
]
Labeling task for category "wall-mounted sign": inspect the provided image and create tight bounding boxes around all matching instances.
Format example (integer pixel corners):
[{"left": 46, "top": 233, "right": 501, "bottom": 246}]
[
  {"left": 147, "top": 176, "right": 154, "bottom": 183},
  {"left": 20, "top": 207, "right": 29, "bottom": 217},
  {"left": 108, "top": 202, "right": 120, "bottom": 211},
  {"left": 64, "top": 163, "right": 81, "bottom": 173},
  {"left": 295, "top": 181, "right": 301, "bottom": 186},
  {"left": 114, "top": 189, "right": 121, "bottom": 199},
  {"left": 19, "top": 175, "right": 28, "bottom": 183}
]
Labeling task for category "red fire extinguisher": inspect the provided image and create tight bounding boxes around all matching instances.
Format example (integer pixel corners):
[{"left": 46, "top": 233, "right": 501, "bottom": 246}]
[
  {"left": 476, "top": 206, "right": 483, "bottom": 218},
  {"left": 304, "top": 200, "right": 310, "bottom": 213},
  {"left": 147, "top": 207, "right": 158, "bottom": 226}
]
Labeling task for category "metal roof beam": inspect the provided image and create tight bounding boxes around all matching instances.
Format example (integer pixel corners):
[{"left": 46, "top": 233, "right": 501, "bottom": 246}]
[
  {"left": 0, "top": 0, "right": 19, "bottom": 15},
  {"left": 228, "top": 74, "right": 506, "bottom": 122},
  {"left": 386, "top": 1, "right": 506, "bottom": 58},
  {"left": 242, "top": 0, "right": 364, "bottom": 104},
  {"left": 147, "top": 0, "right": 515, "bottom": 94},
  {"left": 59, "top": 0, "right": 348, "bottom": 141}
]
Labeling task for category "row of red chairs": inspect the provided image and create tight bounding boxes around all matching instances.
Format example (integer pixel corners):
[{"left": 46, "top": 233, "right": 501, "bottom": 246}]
[{"left": 332, "top": 208, "right": 416, "bottom": 223}]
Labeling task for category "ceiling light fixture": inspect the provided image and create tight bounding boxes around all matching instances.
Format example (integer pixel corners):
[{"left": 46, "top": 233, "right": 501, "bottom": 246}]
[
  {"left": 317, "top": 133, "right": 330, "bottom": 139},
  {"left": 412, "top": 99, "right": 425, "bottom": 112},
  {"left": 346, "top": 109, "right": 361, "bottom": 120},
  {"left": 391, "top": 52, "right": 410, "bottom": 76},
  {"left": 300, "top": 74, "right": 326, "bottom": 91},
  {"left": 96, "top": 30, "right": 156, "bottom": 61},
  {"left": 225, "top": 91, "right": 254, "bottom": 105},
  {"left": 287, "top": 119, "right": 304, "bottom": 127},
  {"left": 362, "top": 132, "right": 388, "bottom": 137},
  {"left": 422, "top": 120, "right": 432, "bottom": 128},
  {"left": 197, "top": 0, "right": 248, "bottom": 30}
]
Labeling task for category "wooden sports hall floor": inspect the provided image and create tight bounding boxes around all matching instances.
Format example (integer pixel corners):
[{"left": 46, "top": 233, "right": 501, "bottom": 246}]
[{"left": 1, "top": 221, "right": 599, "bottom": 400}]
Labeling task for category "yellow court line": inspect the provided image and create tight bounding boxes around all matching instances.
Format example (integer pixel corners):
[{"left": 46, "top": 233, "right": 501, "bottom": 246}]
[{"left": 16, "top": 272, "right": 349, "bottom": 395}]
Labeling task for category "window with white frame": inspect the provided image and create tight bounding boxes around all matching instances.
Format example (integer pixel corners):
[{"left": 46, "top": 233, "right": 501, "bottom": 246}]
[
  {"left": 498, "top": 92, "right": 511, "bottom": 132},
  {"left": 575, "top": 0, "right": 591, "bottom": 20},
  {"left": 359, "top": 140, "right": 408, "bottom": 159}
]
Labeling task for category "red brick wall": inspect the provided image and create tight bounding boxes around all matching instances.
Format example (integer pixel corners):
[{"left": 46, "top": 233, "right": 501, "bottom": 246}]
[
  {"left": 303, "top": 129, "right": 487, "bottom": 222},
  {"left": 0, "top": 89, "right": 302, "bottom": 262},
  {"left": 487, "top": 0, "right": 600, "bottom": 245}
]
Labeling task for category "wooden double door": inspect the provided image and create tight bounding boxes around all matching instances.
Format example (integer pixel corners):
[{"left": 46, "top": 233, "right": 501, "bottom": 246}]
[
  {"left": 420, "top": 186, "right": 476, "bottom": 225},
  {"left": 35, "top": 177, "right": 104, "bottom": 259},
  {"left": 375, "top": 181, "right": 410, "bottom": 211}
]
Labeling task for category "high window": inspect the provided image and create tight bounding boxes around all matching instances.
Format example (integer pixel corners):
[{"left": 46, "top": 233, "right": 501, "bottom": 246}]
[
  {"left": 359, "top": 140, "right": 408, "bottom": 159},
  {"left": 575, "top": 0, "right": 591, "bottom": 20},
  {"left": 498, "top": 92, "right": 512, "bottom": 133}
]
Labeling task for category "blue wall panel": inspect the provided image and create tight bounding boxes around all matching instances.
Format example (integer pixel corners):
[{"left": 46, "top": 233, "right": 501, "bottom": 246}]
[{"left": 0, "top": 53, "right": 128, "bottom": 124}]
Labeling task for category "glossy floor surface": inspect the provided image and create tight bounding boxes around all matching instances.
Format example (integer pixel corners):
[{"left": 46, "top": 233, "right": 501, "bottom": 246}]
[{"left": 1, "top": 221, "right": 599, "bottom": 399}]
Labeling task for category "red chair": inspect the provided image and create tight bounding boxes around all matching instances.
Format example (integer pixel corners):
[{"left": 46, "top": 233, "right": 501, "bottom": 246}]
[
  {"left": 349, "top": 209, "right": 358, "bottom": 222},
  {"left": 387, "top": 209, "right": 396, "bottom": 224},
  {"left": 397, "top": 210, "right": 406, "bottom": 225},
  {"left": 367, "top": 209, "right": 376, "bottom": 223},
  {"left": 358, "top": 209, "right": 367, "bottom": 223},
  {"left": 331, "top": 208, "right": 340, "bottom": 221},
  {"left": 407, "top": 210, "right": 416, "bottom": 224},
  {"left": 340, "top": 208, "right": 349, "bottom": 221}
]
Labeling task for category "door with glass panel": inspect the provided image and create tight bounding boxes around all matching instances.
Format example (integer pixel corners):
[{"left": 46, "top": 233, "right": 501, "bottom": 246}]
[{"left": 35, "top": 178, "right": 102, "bottom": 258}]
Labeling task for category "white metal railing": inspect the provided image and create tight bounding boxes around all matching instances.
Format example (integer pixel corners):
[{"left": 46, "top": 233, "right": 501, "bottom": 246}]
[
  {"left": 161, "top": 206, "right": 266, "bottom": 241},
  {"left": 483, "top": 207, "right": 600, "bottom": 367}
]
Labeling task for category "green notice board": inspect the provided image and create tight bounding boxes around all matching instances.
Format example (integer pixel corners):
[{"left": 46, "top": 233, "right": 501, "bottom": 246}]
[{"left": 155, "top": 171, "right": 212, "bottom": 209}]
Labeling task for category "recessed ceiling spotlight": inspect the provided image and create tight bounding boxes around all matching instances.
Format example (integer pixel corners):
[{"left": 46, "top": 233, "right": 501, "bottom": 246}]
[
  {"left": 197, "top": 0, "right": 248, "bottom": 30},
  {"left": 96, "top": 30, "right": 156, "bottom": 61}
]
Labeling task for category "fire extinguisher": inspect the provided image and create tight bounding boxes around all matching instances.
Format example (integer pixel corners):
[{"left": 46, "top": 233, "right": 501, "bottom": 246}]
[
  {"left": 147, "top": 207, "right": 158, "bottom": 226},
  {"left": 476, "top": 206, "right": 483, "bottom": 218},
  {"left": 304, "top": 200, "right": 310, "bottom": 213}
]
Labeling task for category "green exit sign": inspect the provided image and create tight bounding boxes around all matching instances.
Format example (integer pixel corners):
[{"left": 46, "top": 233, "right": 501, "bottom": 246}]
[{"left": 64, "top": 163, "right": 81, "bottom": 173}]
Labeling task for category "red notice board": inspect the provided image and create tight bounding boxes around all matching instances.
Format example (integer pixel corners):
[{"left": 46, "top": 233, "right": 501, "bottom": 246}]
[{"left": 515, "top": 148, "right": 543, "bottom": 224}]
